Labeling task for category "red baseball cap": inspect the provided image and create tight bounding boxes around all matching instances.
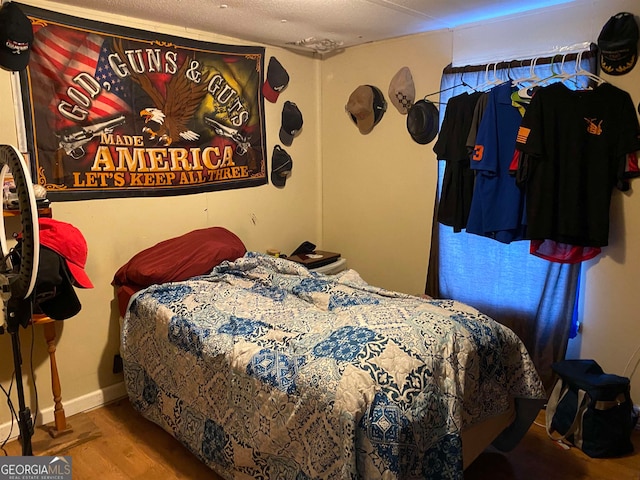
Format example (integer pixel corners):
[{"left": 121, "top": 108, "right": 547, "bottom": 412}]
[
  {"left": 262, "top": 57, "right": 289, "bottom": 103},
  {"left": 38, "top": 218, "right": 93, "bottom": 288}
]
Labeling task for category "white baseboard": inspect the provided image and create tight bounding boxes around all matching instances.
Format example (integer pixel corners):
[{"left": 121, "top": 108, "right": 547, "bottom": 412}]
[{"left": 0, "top": 382, "right": 127, "bottom": 442}]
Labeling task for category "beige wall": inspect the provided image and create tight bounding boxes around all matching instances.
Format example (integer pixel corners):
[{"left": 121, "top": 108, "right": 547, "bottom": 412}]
[
  {"left": 321, "top": 0, "right": 640, "bottom": 405},
  {"left": 320, "top": 30, "right": 451, "bottom": 295},
  {"left": 1, "top": 0, "right": 639, "bottom": 432},
  {"left": 0, "top": 0, "right": 321, "bottom": 427}
]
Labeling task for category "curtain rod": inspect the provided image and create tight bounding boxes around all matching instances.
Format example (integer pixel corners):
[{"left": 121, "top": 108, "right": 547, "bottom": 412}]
[{"left": 443, "top": 43, "right": 597, "bottom": 75}]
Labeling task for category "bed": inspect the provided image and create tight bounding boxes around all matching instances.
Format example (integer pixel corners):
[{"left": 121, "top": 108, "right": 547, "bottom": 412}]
[{"left": 116, "top": 229, "right": 546, "bottom": 480}]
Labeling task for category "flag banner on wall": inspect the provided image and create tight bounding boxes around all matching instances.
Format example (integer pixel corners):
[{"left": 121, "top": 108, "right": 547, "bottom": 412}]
[{"left": 17, "top": 4, "right": 267, "bottom": 201}]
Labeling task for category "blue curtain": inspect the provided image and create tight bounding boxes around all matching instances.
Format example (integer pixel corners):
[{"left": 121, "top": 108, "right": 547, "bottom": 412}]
[{"left": 426, "top": 50, "right": 597, "bottom": 392}]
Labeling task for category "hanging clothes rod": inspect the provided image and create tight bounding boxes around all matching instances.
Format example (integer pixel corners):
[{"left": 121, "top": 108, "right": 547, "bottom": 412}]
[
  {"left": 442, "top": 43, "right": 597, "bottom": 75},
  {"left": 424, "top": 80, "right": 477, "bottom": 99}
]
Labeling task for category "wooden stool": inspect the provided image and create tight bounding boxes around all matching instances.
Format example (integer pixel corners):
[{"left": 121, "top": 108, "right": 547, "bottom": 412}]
[{"left": 31, "top": 314, "right": 72, "bottom": 438}]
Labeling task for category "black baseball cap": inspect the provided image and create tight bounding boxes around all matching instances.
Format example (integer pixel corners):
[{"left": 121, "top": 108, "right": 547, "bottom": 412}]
[
  {"left": 262, "top": 56, "right": 289, "bottom": 103},
  {"left": 34, "top": 247, "right": 82, "bottom": 320},
  {"left": 598, "top": 12, "right": 639, "bottom": 76},
  {"left": 271, "top": 145, "right": 292, "bottom": 187},
  {"left": 0, "top": 2, "right": 33, "bottom": 72},
  {"left": 279, "top": 101, "right": 303, "bottom": 146}
]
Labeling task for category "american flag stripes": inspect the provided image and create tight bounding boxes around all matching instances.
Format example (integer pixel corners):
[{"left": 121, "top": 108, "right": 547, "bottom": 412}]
[{"left": 29, "top": 24, "right": 131, "bottom": 128}]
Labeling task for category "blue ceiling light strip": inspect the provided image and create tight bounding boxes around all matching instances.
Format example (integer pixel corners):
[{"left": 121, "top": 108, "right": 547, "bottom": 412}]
[{"left": 438, "top": 0, "right": 577, "bottom": 29}]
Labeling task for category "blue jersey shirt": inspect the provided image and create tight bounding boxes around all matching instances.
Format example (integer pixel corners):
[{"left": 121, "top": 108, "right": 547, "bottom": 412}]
[{"left": 466, "top": 81, "right": 526, "bottom": 243}]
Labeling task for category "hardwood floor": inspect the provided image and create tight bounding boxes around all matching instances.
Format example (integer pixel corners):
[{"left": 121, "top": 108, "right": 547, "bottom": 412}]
[
  {"left": 465, "top": 411, "right": 640, "bottom": 480},
  {"left": 3, "top": 400, "right": 639, "bottom": 479},
  {"left": 4, "top": 399, "right": 223, "bottom": 480}
]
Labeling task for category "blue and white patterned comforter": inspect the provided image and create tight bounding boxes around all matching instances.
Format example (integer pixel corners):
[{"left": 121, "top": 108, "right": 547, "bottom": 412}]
[{"left": 122, "top": 252, "right": 545, "bottom": 479}]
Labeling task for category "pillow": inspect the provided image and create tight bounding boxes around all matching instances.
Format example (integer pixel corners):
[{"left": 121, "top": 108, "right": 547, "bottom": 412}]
[{"left": 113, "top": 226, "right": 246, "bottom": 290}]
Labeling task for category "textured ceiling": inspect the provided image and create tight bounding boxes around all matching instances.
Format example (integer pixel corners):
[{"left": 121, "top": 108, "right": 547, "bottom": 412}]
[{"left": 55, "top": 0, "right": 579, "bottom": 55}]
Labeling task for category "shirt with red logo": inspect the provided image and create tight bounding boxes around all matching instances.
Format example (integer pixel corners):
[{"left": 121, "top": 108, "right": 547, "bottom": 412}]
[{"left": 515, "top": 82, "right": 640, "bottom": 249}]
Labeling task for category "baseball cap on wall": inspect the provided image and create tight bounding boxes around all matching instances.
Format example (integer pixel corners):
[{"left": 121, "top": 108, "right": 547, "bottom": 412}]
[
  {"left": 262, "top": 56, "right": 289, "bottom": 103},
  {"left": 388, "top": 67, "right": 415, "bottom": 115},
  {"left": 38, "top": 218, "right": 94, "bottom": 289},
  {"left": 345, "top": 85, "right": 387, "bottom": 135},
  {"left": 279, "top": 101, "right": 303, "bottom": 146},
  {"left": 0, "top": 2, "right": 33, "bottom": 72},
  {"left": 598, "top": 12, "right": 639, "bottom": 76},
  {"left": 271, "top": 145, "right": 292, "bottom": 187}
]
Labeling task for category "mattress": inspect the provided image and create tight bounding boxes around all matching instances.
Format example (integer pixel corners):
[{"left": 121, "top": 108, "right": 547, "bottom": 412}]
[{"left": 121, "top": 252, "right": 545, "bottom": 479}]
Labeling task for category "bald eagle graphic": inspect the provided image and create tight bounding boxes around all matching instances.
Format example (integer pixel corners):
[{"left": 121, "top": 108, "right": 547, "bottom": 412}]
[{"left": 112, "top": 39, "right": 209, "bottom": 146}]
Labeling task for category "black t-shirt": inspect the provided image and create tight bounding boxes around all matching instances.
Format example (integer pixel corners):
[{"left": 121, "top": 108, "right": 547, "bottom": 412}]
[
  {"left": 515, "top": 82, "right": 640, "bottom": 247},
  {"left": 433, "top": 91, "right": 483, "bottom": 232}
]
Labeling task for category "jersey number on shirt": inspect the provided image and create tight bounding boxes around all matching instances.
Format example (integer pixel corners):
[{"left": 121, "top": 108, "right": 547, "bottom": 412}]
[{"left": 473, "top": 145, "right": 484, "bottom": 161}]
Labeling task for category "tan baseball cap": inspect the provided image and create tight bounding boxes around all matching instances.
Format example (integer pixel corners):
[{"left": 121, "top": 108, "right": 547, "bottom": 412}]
[{"left": 346, "top": 85, "right": 387, "bottom": 135}]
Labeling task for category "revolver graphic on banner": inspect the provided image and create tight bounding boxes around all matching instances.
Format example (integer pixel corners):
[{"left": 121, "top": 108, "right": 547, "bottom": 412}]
[
  {"left": 204, "top": 116, "right": 251, "bottom": 156},
  {"left": 57, "top": 115, "right": 126, "bottom": 159}
]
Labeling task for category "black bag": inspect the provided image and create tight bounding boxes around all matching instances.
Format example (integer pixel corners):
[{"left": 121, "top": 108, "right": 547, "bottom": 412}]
[{"left": 545, "top": 359, "right": 638, "bottom": 458}]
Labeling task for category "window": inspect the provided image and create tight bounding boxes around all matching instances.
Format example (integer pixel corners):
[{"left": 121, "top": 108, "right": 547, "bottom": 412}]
[{"left": 426, "top": 48, "right": 598, "bottom": 390}]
